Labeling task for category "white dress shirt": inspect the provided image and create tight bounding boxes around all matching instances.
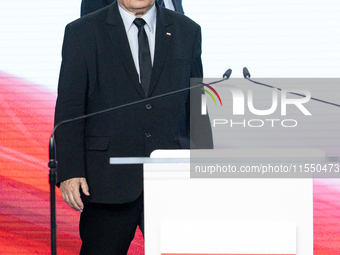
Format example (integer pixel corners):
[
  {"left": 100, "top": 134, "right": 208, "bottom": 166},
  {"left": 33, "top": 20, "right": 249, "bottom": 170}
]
[{"left": 118, "top": 4, "right": 157, "bottom": 80}]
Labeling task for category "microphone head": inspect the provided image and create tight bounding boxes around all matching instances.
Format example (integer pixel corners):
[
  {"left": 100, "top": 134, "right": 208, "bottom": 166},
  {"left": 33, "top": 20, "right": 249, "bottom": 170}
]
[
  {"left": 223, "top": 69, "right": 232, "bottom": 79},
  {"left": 243, "top": 67, "right": 251, "bottom": 79}
]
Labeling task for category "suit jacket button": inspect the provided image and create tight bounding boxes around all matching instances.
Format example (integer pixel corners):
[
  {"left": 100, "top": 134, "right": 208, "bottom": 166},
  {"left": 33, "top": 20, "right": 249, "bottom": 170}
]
[
  {"left": 145, "top": 104, "right": 152, "bottom": 110},
  {"left": 145, "top": 133, "right": 152, "bottom": 138}
]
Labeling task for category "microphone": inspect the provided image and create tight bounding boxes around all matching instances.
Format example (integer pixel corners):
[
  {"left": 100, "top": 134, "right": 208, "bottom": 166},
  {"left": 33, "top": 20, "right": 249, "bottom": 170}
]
[
  {"left": 243, "top": 67, "right": 250, "bottom": 79},
  {"left": 48, "top": 68, "right": 232, "bottom": 199},
  {"left": 50, "top": 69, "right": 232, "bottom": 137},
  {"left": 243, "top": 67, "right": 340, "bottom": 108},
  {"left": 223, "top": 69, "right": 232, "bottom": 79},
  {"left": 49, "top": 68, "right": 233, "bottom": 173}
]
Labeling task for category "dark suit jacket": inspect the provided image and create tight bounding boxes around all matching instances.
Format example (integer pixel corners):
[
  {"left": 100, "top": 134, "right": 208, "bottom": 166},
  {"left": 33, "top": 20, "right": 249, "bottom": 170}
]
[
  {"left": 81, "top": 0, "right": 184, "bottom": 16},
  {"left": 55, "top": 1, "right": 212, "bottom": 204}
]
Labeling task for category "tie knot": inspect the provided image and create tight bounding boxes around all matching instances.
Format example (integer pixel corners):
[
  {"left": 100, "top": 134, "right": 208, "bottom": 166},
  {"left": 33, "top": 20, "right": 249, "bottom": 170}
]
[{"left": 133, "top": 18, "right": 146, "bottom": 29}]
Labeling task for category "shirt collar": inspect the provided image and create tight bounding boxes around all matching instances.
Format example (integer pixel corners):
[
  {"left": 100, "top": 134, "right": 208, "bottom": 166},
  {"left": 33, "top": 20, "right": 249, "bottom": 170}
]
[{"left": 118, "top": 4, "right": 157, "bottom": 33}]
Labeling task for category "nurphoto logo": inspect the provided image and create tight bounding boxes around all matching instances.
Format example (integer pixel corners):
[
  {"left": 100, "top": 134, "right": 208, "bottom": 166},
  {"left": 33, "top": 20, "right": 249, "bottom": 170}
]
[{"left": 201, "top": 83, "right": 312, "bottom": 128}]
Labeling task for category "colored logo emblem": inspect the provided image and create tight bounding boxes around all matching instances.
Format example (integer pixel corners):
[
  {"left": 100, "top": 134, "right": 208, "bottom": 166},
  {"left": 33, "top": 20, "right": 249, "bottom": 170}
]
[{"left": 200, "top": 83, "right": 222, "bottom": 115}]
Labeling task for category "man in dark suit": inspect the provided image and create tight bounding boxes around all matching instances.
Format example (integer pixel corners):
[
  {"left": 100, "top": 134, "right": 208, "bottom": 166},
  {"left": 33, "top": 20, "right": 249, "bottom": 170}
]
[
  {"left": 81, "top": 0, "right": 184, "bottom": 16},
  {"left": 55, "top": 0, "right": 212, "bottom": 254}
]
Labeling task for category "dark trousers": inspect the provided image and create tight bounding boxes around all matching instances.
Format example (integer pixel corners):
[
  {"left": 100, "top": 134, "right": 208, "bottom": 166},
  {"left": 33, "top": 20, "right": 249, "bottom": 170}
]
[{"left": 79, "top": 193, "right": 144, "bottom": 255}]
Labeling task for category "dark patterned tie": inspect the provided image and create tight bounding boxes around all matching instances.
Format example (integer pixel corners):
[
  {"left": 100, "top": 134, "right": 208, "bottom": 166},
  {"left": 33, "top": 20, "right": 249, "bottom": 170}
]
[
  {"left": 157, "top": 0, "right": 165, "bottom": 7},
  {"left": 133, "top": 18, "right": 152, "bottom": 97}
]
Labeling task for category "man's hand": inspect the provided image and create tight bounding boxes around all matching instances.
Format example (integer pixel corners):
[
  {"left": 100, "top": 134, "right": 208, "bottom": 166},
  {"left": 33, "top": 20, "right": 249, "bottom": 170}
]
[{"left": 60, "top": 177, "right": 90, "bottom": 212}]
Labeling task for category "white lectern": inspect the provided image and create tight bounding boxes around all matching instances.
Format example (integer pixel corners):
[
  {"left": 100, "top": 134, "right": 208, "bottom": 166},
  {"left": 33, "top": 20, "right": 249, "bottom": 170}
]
[{"left": 110, "top": 149, "right": 324, "bottom": 255}]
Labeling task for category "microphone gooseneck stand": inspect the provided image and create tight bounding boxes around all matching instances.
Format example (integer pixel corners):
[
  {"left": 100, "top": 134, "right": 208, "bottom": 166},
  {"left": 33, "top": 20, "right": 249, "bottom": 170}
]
[
  {"left": 242, "top": 67, "right": 340, "bottom": 108},
  {"left": 48, "top": 137, "right": 57, "bottom": 255},
  {"left": 48, "top": 69, "right": 232, "bottom": 255}
]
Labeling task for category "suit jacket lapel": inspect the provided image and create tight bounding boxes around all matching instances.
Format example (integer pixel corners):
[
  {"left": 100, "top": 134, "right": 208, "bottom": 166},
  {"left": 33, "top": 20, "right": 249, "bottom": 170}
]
[
  {"left": 148, "top": 6, "right": 173, "bottom": 96},
  {"left": 105, "top": 2, "right": 145, "bottom": 98}
]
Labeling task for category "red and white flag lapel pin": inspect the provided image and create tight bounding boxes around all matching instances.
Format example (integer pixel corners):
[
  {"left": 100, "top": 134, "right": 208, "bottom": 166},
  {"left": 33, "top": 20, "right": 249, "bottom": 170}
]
[{"left": 166, "top": 32, "right": 171, "bottom": 36}]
